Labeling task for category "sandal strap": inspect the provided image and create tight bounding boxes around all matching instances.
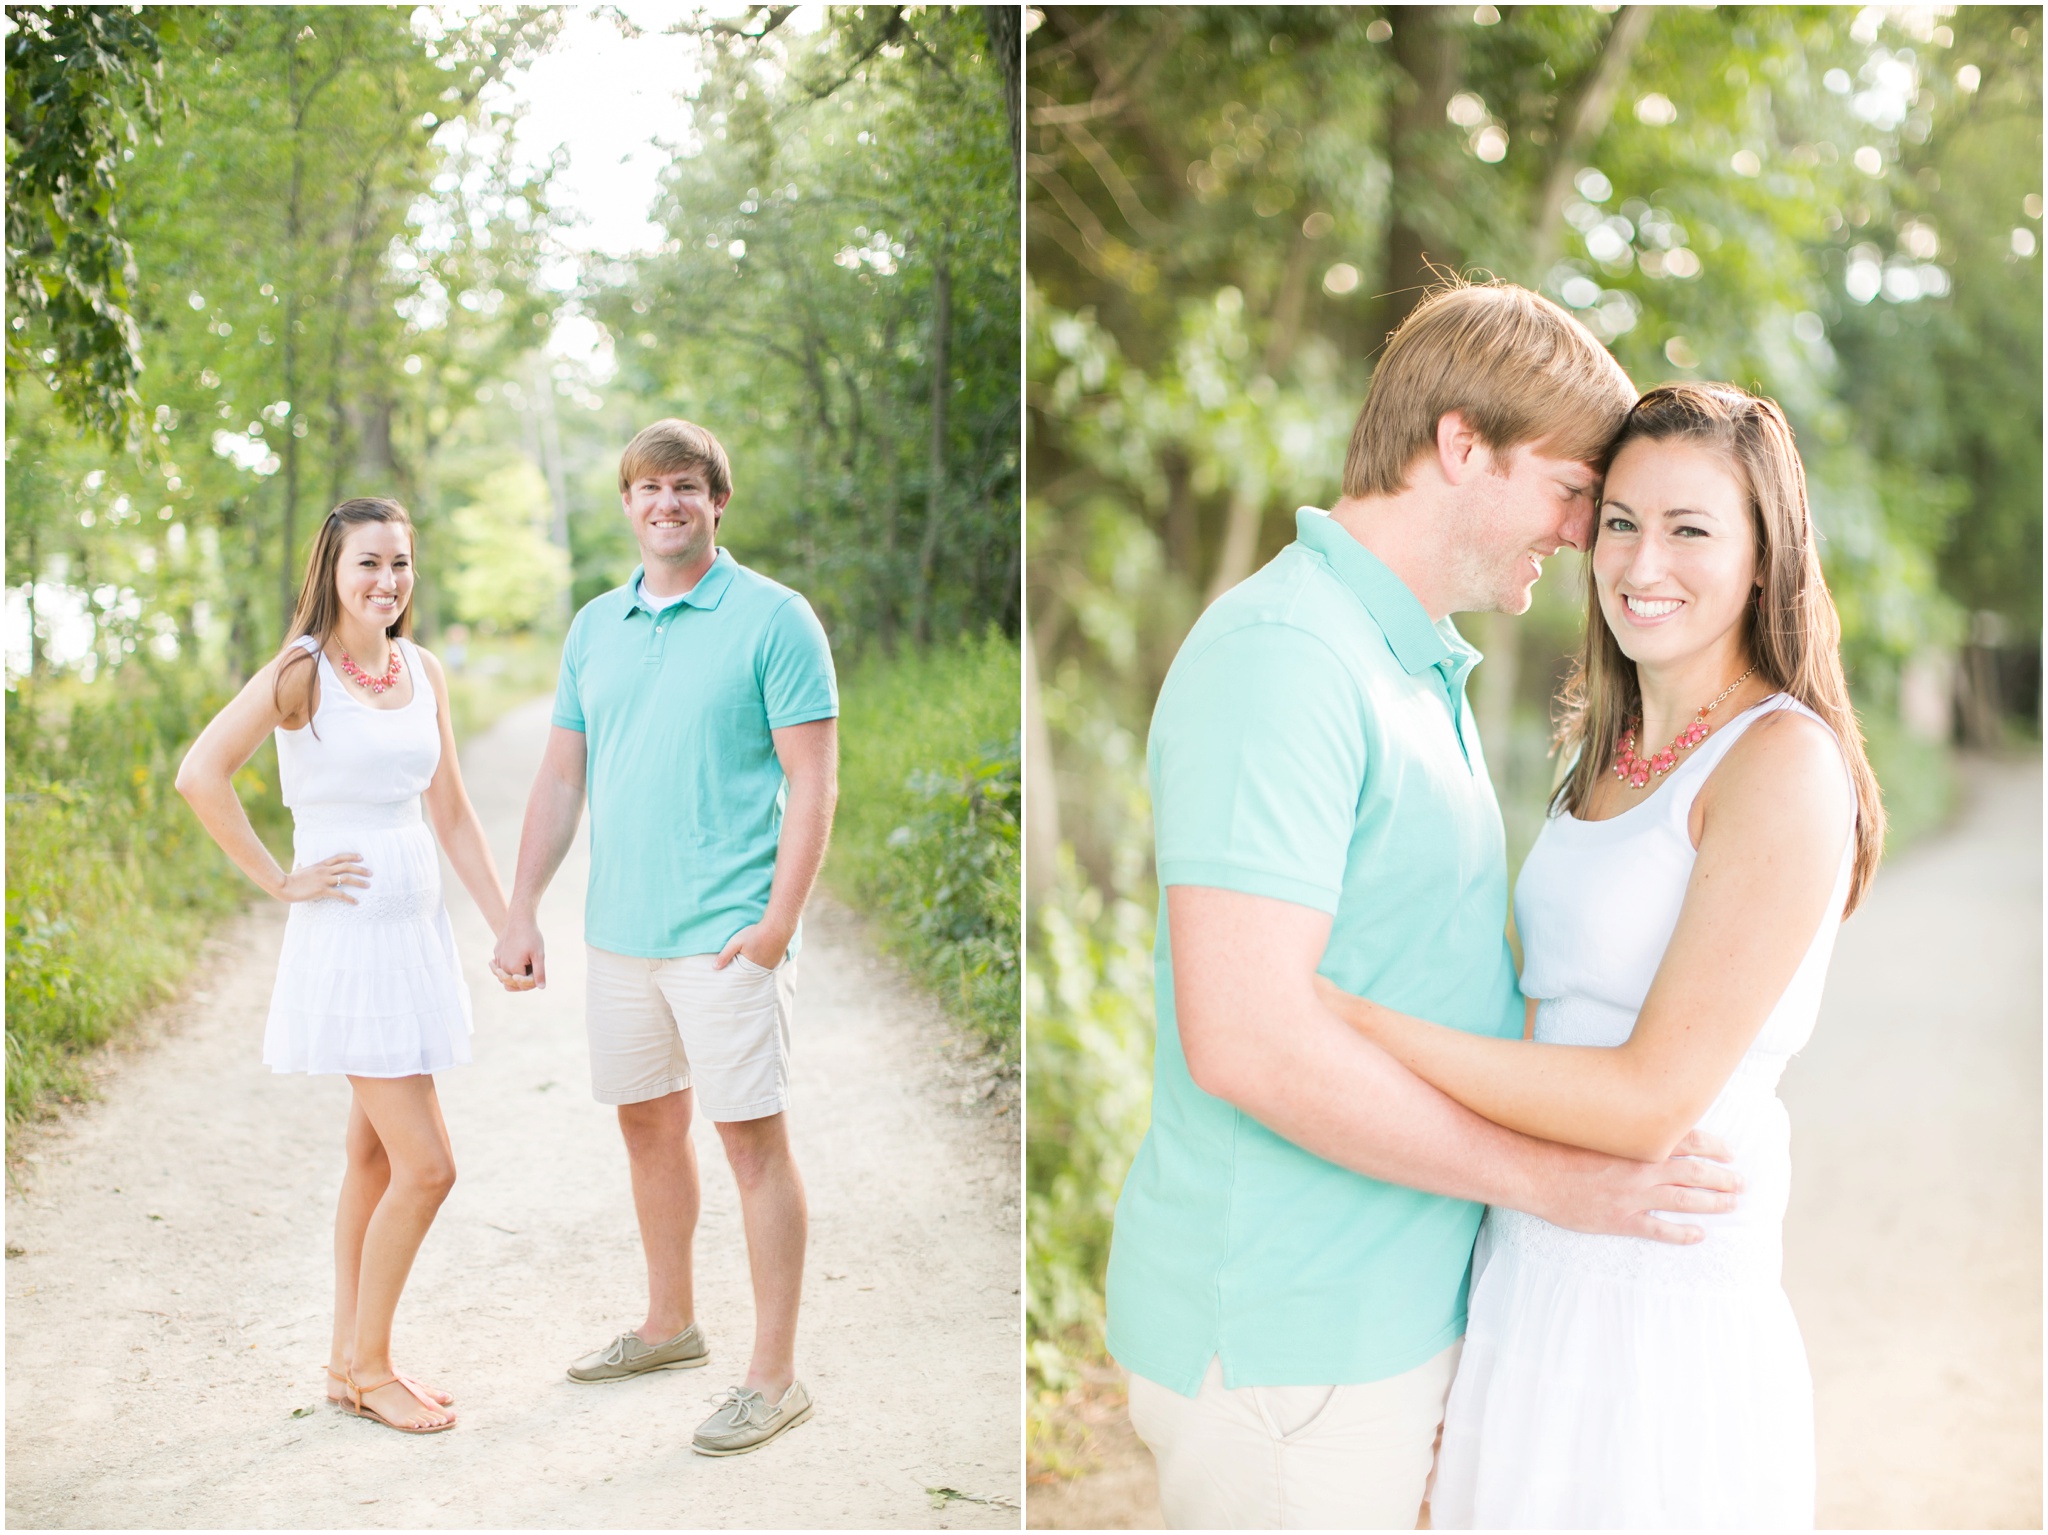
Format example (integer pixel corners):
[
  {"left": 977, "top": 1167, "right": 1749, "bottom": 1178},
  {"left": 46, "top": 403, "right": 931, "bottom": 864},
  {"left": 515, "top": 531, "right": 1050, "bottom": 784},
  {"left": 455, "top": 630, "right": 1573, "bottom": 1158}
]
[
  {"left": 392, "top": 1372, "right": 438, "bottom": 1408},
  {"left": 347, "top": 1370, "right": 436, "bottom": 1412}
]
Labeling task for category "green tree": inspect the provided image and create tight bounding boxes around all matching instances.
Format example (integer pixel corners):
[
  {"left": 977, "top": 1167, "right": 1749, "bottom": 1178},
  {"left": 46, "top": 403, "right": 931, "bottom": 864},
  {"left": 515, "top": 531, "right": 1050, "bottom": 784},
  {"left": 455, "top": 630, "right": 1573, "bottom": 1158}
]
[
  {"left": 596, "top": 4, "right": 1019, "bottom": 653},
  {"left": 5, "top": 3, "right": 176, "bottom": 442}
]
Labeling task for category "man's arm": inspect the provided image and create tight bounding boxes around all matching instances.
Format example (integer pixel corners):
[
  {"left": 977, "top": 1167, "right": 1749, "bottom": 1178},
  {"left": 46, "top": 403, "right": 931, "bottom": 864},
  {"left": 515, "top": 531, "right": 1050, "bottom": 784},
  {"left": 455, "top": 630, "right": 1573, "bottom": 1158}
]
[
  {"left": 716, "top": 717, "right": 837, "bottom": 969},
  {"left": 1169, "top": 884, "right": 1740, "bottom": 1244},
  {"left": 490, "top": 724, "right": 589, "bottom": 991}
]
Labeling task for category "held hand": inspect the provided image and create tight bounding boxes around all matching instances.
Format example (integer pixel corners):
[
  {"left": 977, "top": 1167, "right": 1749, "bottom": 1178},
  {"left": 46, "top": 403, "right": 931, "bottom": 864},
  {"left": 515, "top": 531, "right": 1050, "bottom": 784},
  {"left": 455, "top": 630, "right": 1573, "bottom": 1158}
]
[
  {"left": 278, "top": 854, "right": 370, "bottom": 905},
  {"left": 714, "top": 922, "right": 789, "bottom": 971},
  {"left": 491, "top": 913, "right": 545, "bottom": 992},
  {"left": 1542, "top": 1133, "right": 1744, "bottom": 1247}
]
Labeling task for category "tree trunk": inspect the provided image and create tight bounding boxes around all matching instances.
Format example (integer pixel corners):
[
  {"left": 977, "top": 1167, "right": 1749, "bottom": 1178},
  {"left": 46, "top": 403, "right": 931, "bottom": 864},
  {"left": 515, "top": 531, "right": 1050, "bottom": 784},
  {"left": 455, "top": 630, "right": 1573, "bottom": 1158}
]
[
  {"left": 983, "top": 6, "right": 1020, "bottom": 185},
  {"left": 1023, "top": 628, "right": 1060, "bottom": 908},
  {"left": 279, "top": 37, "right": 305, "bottom": 641},
  {"left": 1382, "top": 7, "right": 1468, "bottom": 348},
  {"left": 1200, "top": 226, "right": 1322, "bottom": 603},
  {"left": 1160, "top": 446, "right": 1196, "bottom": 580},
  {"left": 1527, "top": 6, "right": 1654, "bottom": 275},
  {"left": 531, "top": 354, "right": 573, "bottom": 627},
  {"left": 24, "top": 525, "right": 40, "bottom": 679},
  {"left": 1204, "top": 487, "right": 1267, "bottom": 607},
  {"left": 914, "top": 232, "right": 952, "bottom": 648}
]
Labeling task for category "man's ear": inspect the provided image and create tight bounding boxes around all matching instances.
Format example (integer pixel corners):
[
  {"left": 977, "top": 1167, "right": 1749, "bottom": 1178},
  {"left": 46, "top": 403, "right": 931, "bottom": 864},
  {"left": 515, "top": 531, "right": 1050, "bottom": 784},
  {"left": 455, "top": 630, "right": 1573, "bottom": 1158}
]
[
  {"left": 712, "top": 489, "right": 731, "bottom": 530},
  {"left": 1434, "top": 410, "right": 1490, "bottom": 486}
]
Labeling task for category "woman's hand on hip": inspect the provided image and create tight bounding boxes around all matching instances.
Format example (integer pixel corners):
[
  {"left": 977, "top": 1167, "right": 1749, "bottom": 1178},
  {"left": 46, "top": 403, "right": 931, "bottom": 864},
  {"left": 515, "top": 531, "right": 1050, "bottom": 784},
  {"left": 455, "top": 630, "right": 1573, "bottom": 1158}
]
[{"left": 278, "top": 853, "right": 370, "bottom": 904}]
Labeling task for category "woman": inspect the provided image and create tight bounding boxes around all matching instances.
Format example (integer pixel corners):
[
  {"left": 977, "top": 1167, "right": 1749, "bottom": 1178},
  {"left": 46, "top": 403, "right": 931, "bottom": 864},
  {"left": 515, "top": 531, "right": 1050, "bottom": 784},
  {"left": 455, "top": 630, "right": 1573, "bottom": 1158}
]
[
  {"left": 177, "top": 497, "right": 508, "bottom": 1434},
  {"left": 1317, "top": 383, "right": 1884, "bottom": 1527}
]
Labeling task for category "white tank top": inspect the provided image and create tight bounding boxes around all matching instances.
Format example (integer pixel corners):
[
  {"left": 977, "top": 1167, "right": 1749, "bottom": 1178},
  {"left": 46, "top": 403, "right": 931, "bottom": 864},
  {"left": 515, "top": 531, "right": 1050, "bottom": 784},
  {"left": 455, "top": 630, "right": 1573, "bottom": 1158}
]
[
  {"left": 274, "top": 634, "right": 440, "bottom": 809},
  {"left": 1515, "top": 693, "right": 1855, "bottom": 1066}
]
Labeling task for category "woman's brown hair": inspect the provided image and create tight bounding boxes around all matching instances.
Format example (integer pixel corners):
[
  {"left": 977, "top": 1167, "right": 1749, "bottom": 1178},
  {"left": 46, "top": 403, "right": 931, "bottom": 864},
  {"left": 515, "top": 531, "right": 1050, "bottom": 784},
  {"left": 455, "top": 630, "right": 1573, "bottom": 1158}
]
[
  {"left": 272, "top": 497, "right": 416, "bottom": 721},
  {"left": 1551, "top": 383, "right": 1886, "bottom": 913}
]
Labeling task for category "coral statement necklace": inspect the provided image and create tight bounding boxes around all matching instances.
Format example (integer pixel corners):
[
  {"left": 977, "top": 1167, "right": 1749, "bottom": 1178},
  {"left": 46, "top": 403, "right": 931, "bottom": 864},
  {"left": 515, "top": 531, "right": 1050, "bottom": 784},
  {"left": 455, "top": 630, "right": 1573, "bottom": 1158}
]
[
  {"left": 337, "top": 640, "right": 403, "bottom": 695},
  {"left": 1613, "top": 666, "right": 1756, "bottom": 789}
]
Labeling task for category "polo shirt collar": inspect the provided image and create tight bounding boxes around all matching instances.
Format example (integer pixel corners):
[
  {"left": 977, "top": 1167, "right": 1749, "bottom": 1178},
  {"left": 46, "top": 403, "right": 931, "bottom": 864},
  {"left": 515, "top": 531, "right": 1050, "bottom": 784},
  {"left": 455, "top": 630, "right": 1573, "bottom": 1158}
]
[
  {"left": 1295, "top": 508, "right": 1478, "bottom": 679},
  {"left": 627, "top": 548, "right": 735, "bottom": 617}
]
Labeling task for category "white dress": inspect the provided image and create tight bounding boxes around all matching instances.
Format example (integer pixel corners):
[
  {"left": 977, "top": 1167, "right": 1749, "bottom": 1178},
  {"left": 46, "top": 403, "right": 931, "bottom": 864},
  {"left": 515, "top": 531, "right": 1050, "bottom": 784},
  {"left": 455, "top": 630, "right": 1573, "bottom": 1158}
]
[
  {"left": 1429, "top": 695, "right": 1853, "bottom": 1529},
  {"left": 262, "top": 635, "right": 472, "bottom": 1076}
]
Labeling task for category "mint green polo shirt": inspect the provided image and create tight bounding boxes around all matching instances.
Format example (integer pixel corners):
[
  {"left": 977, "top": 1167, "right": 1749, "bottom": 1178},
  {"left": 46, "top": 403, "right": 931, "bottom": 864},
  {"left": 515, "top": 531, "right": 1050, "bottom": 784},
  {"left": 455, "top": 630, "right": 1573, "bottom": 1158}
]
[
  {"left": 1105, "top": 508, "right": 1523, "bottom": 1396},
  {"left": 551, "top": 549, "right": 838, "bottom": 958}
]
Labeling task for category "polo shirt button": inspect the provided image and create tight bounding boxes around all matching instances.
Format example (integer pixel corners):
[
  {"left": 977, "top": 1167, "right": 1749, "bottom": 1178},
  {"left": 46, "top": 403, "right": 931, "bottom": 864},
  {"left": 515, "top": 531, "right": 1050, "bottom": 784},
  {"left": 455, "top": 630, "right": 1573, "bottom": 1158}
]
[{"left": 655, "top": 625, "right": 664, "bottom": 633}]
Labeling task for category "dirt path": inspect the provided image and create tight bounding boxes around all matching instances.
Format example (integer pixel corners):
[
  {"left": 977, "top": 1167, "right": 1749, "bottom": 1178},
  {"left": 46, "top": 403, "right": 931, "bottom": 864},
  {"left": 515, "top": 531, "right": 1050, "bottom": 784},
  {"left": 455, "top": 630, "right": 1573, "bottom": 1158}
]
[
  {"left": 6, "top": 695, "right": 1022, "bottom": 1530},
  {"left": 1028, "top": 751, "right": 2040, "bottom": 1531},
  {"left": 1780, "top": 751, "right": 2041, "bottom": 1530}
]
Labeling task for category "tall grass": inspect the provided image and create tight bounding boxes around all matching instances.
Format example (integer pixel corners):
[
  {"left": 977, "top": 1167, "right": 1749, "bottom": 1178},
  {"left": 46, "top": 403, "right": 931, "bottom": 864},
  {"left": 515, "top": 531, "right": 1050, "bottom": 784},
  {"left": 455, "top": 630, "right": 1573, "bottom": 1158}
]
[
  {"left": 830, "top": 631, "right": 1020, "bottom": 1058},
  {"left": 5, "top": 670, "right": 290, "bottom": 1125}
]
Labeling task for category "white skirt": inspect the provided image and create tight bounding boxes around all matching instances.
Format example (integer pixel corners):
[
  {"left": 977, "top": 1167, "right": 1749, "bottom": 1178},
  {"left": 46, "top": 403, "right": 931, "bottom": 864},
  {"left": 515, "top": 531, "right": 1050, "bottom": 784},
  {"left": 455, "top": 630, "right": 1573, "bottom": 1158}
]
[
  {"left": 263, "top": 798, "right": 473, "bottom": 1077},
  {"left": 1429, "top": 1206, "right": 1815, "bottom": 1530}
]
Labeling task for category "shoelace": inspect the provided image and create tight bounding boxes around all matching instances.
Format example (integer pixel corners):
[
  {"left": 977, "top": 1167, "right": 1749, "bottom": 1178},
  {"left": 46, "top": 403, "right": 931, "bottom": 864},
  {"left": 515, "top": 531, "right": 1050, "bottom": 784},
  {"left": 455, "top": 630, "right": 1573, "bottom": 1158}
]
[
  {"left": 601, "top": 1333, "right": 640, "bottom": 1366},
  {"left": 709, "top": 1386, "right": 770, "bottom": 1429}
]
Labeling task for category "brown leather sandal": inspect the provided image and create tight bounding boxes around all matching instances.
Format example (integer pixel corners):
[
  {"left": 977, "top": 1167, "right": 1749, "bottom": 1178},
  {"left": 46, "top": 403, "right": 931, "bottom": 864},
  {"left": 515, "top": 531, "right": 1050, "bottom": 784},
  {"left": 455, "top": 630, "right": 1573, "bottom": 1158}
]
[
  {"left": 345, "top": 1367, "right": 456, "bottom": 1434},
  {"left": 330, "top": 1364, "right": 452, "bottom": 1406}
]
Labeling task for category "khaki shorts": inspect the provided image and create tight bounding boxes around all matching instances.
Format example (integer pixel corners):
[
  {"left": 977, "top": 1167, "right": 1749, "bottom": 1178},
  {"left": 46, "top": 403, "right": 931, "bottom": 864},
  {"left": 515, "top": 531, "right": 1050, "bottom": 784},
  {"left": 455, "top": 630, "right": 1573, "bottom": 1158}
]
[
  {"left": 584, "top": 945, "right": 795, "bottom": 1121},
  {"left": 1128, "top": 1341, "right": 1462, "bottom": 1530}
]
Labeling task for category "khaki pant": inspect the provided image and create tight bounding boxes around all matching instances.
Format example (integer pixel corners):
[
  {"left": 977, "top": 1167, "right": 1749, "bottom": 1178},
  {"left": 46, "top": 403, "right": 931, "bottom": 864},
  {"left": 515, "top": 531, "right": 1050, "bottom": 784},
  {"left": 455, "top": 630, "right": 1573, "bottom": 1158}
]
[{"left": 1128, "top": 1342, "right": 1461, "bottom": 1530}]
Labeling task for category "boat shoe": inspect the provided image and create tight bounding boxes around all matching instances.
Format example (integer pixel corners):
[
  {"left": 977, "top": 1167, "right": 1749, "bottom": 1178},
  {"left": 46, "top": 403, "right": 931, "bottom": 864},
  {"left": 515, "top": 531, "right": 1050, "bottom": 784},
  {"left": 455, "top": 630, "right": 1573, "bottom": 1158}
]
[
  {"left": 692, "top": 1380, "right": 814, "bottom": 1456},
  {"left": 566, "top": 1323, "right": 709, "bottom": 1383}
]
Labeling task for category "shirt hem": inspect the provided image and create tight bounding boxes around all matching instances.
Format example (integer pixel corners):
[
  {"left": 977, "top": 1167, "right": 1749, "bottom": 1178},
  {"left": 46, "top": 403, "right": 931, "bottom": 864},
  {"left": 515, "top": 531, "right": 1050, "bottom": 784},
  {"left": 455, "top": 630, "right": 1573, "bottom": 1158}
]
[
  {"left": 1156, "top": 859, "right": 1342, "bottom": 913},
  {"left": 1111, "top": 1311, "right": 1469, "bottom": 1400},
  {"left": 766, "top": 704, "right": 840, "bottom": 729}
]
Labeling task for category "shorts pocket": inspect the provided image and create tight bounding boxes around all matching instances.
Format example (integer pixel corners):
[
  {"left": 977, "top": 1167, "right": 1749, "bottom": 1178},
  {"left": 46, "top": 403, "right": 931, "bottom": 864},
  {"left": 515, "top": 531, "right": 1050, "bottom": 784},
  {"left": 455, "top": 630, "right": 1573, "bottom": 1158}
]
[
  {"left": 731, "top": 953, "right": 774, "bottom": 976},
  {"left": 1251, "top": 1381, "right": 1340, "bottom": 1442}
]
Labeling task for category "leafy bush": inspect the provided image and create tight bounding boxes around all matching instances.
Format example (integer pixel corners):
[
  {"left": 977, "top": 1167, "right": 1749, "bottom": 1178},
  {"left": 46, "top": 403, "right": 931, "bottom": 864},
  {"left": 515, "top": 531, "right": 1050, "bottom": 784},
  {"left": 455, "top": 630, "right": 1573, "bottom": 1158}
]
[
  {"left": 5, "top": 667, "right": 289, "bottom": 1124},
  {"left": 830, "top": 632, "right": 1020, "bottom": 1056}
]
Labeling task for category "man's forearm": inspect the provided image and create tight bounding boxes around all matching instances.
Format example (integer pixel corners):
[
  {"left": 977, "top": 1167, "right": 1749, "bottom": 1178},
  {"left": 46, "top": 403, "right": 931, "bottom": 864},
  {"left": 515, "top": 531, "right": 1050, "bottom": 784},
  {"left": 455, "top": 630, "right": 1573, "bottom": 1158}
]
[
  {"left": 760, "top": 773, "right": 835, "bottom": 940},
  {"left": 1194, "top": 990, "right": 1581, "bottom": 1216},
  {"left": 509, "top": 770, "right": 584, "bottom": 917}
]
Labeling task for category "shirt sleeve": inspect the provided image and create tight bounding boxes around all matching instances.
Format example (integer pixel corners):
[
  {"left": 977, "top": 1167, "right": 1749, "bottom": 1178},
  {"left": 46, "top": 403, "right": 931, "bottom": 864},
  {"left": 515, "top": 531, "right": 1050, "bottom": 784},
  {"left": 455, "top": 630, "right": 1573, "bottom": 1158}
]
[
  {"left": 1150, "top": 622, "right": 1367, "bottom": 914},
  {"left": 760, "top": 593, "right": 839, "bottom": 729},
  {"left": 550, "top": 611, "right": 587, "bottom": 733}
]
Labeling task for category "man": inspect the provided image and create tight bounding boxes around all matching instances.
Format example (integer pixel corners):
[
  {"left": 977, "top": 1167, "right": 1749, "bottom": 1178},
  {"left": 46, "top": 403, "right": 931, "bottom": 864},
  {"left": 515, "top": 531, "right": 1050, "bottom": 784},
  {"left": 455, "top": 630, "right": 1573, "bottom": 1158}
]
[
  {"left": 492, "top": 418, "right": 837, "bottom": 1457},
  {"left": 1106, "top": 281, "right": 1743, "bottom": 1527}
]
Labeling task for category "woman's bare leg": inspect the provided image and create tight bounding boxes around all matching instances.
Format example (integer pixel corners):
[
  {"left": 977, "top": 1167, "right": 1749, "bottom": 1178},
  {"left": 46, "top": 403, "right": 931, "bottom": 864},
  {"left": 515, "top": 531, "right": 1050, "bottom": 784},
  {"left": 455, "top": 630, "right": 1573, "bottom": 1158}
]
[
  {"left": 326, "top": 1092, "right": 453, "bottom": 1405},
  {"left": 327, "top": 1094, "right": 389, "bottom": 1399},
  {"left": 345, "top": 1073, "right": 457, "bottom": 1429}
]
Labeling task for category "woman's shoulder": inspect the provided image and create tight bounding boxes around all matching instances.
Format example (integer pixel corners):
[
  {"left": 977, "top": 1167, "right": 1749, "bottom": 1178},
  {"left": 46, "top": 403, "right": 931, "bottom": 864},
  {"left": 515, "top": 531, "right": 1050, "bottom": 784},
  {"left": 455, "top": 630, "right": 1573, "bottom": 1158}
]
[
  {"left": 1709, "top": 697, "right": 1853, "bottom": 822},
  {"left": 404, "top": 636, "right": 443, "bottom": 676},
  {"left": 271, "top": 636, "right": 323, "bottom": 722}
]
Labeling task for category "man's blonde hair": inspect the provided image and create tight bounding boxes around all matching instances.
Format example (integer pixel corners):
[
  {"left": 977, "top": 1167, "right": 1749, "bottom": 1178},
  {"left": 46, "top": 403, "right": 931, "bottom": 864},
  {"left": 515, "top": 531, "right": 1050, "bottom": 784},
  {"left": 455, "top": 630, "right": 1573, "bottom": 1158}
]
[
  {"left": 618, "top": 418, "right": 733, "bottom": 501},
  {"left": 1342, "top": 280, "right": 1635, "bottom": 497}
]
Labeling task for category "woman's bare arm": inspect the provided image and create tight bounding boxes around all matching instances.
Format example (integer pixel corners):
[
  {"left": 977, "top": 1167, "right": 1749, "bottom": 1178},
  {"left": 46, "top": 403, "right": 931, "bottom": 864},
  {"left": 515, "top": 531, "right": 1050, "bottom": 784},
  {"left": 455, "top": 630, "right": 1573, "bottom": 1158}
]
[
  {"left": 174, "top": 651, "right": 368, "bottom": 905},
  {"left": 416, "top": 646, "right": 510, "bottom": 937},
  {"left": 1317, "top": 712, "right": 1854, "bottom": 1161}
]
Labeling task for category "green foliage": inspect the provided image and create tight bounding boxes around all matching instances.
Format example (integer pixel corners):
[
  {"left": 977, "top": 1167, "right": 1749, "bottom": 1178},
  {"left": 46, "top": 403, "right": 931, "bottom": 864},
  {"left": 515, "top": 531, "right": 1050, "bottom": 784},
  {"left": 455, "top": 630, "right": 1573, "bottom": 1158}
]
[
  {"left": 1026, "top": 852, "right": 1154, "bottom": 1428},
  {"left": 6, "top": 4, "right": 564, "bottom": 684},
  {"left": 445, "top": 461, "right": 567, "bottom": 634},
  {"left": 4, "top": 3, "right": 173, "bottom": 441},
  {"left": 1859, "top": 704, "right": 1961, "bottom": 854},
  {"left": 830, "top": 632, "right": 1019, "bottom": 1054},
  {"left": 5, "top": 668, "right": 288, "bottom": 1124},
  {"left": 595, "top": 5, "right": 1020, "bottom": 654}
]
